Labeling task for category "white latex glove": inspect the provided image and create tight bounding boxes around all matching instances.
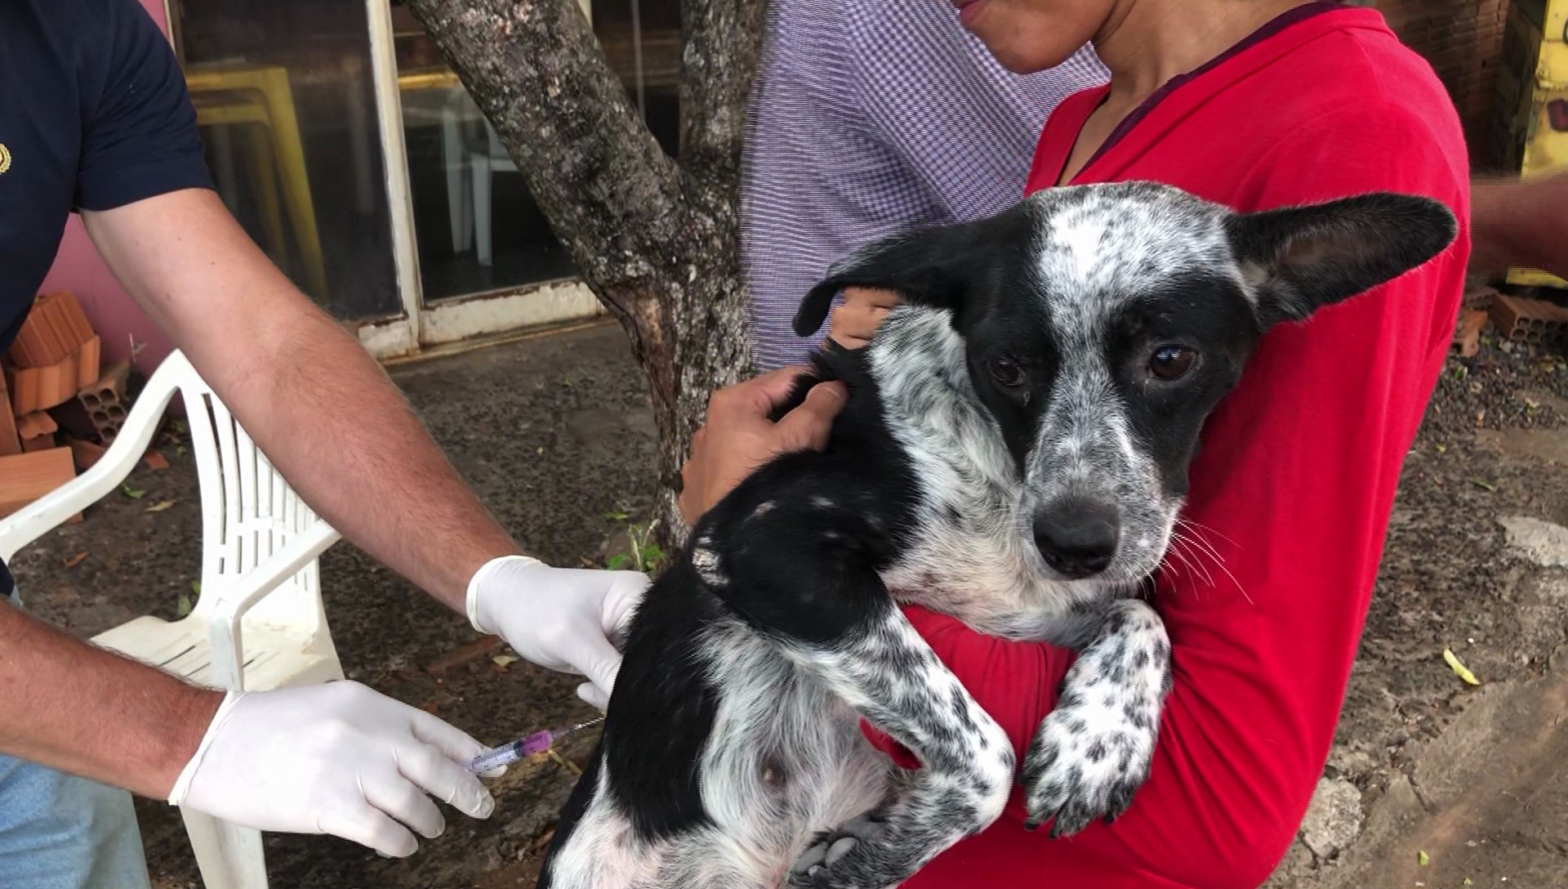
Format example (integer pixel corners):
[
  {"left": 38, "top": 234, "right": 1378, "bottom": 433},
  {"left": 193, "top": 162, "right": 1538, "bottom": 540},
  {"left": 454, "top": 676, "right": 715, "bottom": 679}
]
[
  {"left": 169, "top": 682, "right": 495, "bottom": 858},
  {"left": 466, "top": 555, "right": 649, "bottom": 710}
]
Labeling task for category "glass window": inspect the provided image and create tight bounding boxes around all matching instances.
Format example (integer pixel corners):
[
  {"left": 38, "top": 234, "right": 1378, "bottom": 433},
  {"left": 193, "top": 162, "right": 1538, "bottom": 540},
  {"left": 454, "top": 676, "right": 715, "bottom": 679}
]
[
  {"left": 391, "top": 0, "right": 682, "bottom": 303},
  {"left": 169, "top": 0, "right": 403, "bottom": 321}
]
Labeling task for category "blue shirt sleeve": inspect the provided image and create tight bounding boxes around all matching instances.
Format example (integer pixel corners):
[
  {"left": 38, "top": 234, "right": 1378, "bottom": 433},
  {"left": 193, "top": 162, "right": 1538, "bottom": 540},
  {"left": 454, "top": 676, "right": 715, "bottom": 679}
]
[{"left": 74, "top": 0, "right": 213, "bottom": 211}]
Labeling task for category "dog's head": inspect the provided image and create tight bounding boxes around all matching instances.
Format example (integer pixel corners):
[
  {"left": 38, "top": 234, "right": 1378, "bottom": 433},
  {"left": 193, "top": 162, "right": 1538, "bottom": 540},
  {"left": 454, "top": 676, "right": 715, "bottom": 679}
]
[{"left": 795, "top": 182, "right": 1456, "bottom": 584}]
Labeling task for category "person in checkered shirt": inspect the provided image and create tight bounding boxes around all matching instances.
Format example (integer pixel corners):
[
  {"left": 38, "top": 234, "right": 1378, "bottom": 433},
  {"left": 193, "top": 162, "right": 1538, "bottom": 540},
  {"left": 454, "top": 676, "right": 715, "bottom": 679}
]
[{"left": 738, "top": 0, "right": 1108, "bottom": 373}]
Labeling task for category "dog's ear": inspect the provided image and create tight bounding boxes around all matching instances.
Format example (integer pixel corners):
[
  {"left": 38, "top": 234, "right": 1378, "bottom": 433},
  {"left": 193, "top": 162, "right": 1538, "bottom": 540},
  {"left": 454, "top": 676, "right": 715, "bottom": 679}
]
[
  {"left": 1225, "top": 193, "right": 1458, "bottom": 329},
  {"left": 793, "top": 223, "right": 989, "bottom": 337}
]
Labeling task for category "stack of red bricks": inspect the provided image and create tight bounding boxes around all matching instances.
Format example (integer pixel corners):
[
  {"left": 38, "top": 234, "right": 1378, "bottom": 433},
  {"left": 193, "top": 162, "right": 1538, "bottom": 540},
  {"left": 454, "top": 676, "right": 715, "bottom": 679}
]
[
  {"left": 1452, "top": 283, "right": 1568, "bottom": 356},
  {"left": 0, "top": 291, "right": 131, "bottom": 518}
]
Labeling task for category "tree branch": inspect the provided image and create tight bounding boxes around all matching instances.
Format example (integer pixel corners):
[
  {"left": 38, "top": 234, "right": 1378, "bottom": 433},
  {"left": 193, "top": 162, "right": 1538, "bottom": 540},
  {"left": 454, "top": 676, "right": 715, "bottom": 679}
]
[{"left": 678, "top": 0, "right": 768, "bottom": 185}]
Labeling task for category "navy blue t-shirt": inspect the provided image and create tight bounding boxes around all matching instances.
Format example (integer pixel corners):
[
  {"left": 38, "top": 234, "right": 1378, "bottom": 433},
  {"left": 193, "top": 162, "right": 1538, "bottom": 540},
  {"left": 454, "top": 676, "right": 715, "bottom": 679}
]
[{"left": 0, "top": 0, "right": 213, "bottom": 356}]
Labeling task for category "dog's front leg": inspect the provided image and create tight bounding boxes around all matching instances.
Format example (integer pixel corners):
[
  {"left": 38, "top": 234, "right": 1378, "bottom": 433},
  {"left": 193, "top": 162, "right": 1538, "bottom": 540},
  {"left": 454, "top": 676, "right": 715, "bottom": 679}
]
[
  {"left": 780, "top": 606, "right": 1015, "bottom": 889},
  {"left": 693, "top": 488, "right": 1013, "bottom": 889},
  {"left": 1020, "top": 598, "right": 1172, "bottom": 836}
]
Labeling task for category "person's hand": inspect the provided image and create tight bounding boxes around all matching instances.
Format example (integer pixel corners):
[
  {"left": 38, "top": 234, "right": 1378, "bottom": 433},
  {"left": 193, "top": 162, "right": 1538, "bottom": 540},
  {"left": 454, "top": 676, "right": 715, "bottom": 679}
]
[
  {"left": 466, "top": 556, "right": 649, "bottom": 709},
  {"left": 678, "top": 367, "right": 848, "bottom": 527},
  {"left": 828, "top": 286, "right": 902, "bottom": 349},
  {"left": 169, "top": 682, "right": 495, "bottom": 858}
]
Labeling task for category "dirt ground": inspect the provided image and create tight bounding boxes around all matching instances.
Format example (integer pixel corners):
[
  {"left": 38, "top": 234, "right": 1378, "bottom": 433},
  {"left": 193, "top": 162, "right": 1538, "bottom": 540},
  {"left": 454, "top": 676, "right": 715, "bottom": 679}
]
[{"left": 7, "top": 315, "right": 1567, "bottom": 889}]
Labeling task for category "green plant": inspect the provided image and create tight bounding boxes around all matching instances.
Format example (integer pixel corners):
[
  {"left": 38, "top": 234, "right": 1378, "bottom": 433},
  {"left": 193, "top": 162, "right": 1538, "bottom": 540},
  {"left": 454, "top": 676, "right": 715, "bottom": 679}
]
[{"left": 608, "top": 520, "right": 668, "bottom": 574}]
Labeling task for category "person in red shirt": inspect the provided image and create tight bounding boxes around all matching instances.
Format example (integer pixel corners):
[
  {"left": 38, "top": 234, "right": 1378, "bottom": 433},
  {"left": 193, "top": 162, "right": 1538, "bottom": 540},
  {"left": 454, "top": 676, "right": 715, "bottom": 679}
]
[{"left": 682, "top": 0, "right": 1471, "bottom": 886}]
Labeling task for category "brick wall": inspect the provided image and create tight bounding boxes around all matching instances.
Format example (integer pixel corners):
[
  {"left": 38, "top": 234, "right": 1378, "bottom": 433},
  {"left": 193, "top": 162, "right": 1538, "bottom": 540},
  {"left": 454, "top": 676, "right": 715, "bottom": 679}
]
[{"left": 1369, "top": 0, "right": 1512, "bottom": 161}]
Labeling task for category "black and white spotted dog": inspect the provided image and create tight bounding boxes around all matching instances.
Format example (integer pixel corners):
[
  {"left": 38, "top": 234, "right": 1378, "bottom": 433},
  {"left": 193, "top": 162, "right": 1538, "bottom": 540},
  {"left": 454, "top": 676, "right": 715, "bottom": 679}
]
[{"left": 538, "top": 182, "right": 1456, "bottom": 889}]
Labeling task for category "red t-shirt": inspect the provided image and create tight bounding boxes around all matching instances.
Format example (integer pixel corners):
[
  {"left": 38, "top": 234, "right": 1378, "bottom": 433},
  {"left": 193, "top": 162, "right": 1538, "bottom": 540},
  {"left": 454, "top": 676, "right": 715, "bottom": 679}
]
[{"left": 862, "top": 5, "right": 1470, "bottom": 887}]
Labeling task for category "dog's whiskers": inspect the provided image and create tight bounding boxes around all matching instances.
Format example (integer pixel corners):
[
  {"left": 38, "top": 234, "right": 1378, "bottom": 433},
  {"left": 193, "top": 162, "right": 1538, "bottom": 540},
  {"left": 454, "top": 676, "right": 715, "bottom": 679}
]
[
  {"left": 1170, "top": 524, "right": 1251, "bottom": 605},
  {"left": 1175, "top": 517, "right": 1241, "bottom": 551},
  {"left": 1166, "top": 532, "right": 1214, "bottom": 589}
]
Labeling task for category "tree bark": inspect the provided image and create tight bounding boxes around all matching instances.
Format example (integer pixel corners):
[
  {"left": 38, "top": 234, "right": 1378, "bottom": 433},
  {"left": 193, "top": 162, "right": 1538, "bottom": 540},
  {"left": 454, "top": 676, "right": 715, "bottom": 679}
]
[{"left": 404, "top": 0, "right": 765, "bottom": 547}]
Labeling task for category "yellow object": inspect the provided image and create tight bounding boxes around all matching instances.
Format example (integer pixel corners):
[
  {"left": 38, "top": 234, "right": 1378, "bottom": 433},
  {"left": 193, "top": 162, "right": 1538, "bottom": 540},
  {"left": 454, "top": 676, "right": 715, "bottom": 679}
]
[
  {"left": 1494, "top": 0, "right": 1568, "bottom": 287},
  {"left": 1443, "top": 647, "right": 1482, "bottom": 686},
  {"left": 186, "top": 65, "right": 329, "bottom": 300}
]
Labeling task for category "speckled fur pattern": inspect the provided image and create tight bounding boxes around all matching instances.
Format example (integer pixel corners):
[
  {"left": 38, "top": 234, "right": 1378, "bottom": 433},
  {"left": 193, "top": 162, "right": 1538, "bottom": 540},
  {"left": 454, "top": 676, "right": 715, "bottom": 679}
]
[{"left": 537, "top": 182, "right": 1458, "bottom": 889}]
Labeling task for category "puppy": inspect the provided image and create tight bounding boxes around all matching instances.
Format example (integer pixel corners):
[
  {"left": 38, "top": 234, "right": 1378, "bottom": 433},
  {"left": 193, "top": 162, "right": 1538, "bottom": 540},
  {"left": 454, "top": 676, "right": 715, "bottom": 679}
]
[{"left": 538, "top": 182, "right": 1456, "bottom": 889}]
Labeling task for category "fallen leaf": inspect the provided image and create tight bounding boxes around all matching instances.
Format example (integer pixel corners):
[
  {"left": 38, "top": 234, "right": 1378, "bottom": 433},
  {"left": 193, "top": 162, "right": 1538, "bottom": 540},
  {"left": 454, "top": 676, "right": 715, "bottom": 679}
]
[
  {"left": 492, "top": 655, "right": 521, "bottom": 669},
  {"left": 145, "top": 500, "right": 176, "bottom": 513},
  {"left": 143, "top": 450, "right": 170, "bottom": 471},
  {"left": 191, "top": 580, "right": 202, "bottom": 596},
  {"left": 1417, "top": 850, "right": 1429, "bottom": 866},
  {"left": 1468, "top": 479, "right": 1496, "bottom": 492},
  {"left": 62, "top": 552, "right": 89, "bottom": 569},
  {"left": 122, "top": 485, "right": 146, "bottom": 499},
  {"left": 1444, "top": 648, "right": 1481, "bottom": 686},
  {"left": 176, "top": 594, "right": 193, "bottom": 618}
]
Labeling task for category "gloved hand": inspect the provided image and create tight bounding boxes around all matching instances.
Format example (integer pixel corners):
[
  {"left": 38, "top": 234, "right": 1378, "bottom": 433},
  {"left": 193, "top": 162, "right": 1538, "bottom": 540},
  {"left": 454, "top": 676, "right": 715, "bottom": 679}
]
[
  {"left": 466, "top": 555, "right": 649, "bottom": 709},
  {"left": 169, "top": 682, "right": 495, "bottom": 858}
]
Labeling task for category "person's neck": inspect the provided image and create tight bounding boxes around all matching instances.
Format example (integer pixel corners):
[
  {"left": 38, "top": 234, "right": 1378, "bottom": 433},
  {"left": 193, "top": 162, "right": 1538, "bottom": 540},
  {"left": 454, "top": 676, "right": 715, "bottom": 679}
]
[{"left": 1092, "top": 0, "right": 1324, "bottom": 106}]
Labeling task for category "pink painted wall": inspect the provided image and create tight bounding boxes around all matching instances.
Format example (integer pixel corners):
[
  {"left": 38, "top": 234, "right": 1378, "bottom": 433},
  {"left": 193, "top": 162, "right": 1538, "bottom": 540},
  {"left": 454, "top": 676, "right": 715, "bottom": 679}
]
[{"left": 39, "top": 0, "right": 176, "bottom": 373}]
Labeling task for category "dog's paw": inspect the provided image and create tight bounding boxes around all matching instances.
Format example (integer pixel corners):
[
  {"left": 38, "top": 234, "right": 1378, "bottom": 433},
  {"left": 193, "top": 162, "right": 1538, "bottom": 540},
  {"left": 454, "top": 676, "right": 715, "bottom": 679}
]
[
  {"left": 1020, "top": 601, "right": 1170, "bottom": 836},
  {"left": 787, "top": 812, "right": 908, "bottom": 889},
  {"left": 1019, "top": 703, "right": 1154, "bottom": 836}
]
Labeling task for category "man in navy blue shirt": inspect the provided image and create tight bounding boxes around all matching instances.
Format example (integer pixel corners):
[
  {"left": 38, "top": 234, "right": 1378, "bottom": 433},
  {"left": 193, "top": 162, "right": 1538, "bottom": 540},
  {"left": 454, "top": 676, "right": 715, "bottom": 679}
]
[{"left": 0, "top": 3, "right": 656, "bottom": 885}]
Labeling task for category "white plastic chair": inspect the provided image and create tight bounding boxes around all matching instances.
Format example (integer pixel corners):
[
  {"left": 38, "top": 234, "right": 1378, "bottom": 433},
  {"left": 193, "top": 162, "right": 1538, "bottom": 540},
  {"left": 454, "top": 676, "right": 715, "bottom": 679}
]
[
  {"left": 440, "top": 90, "right": 518, "bottom": 267},
  {"left": 0, "top": 350, "right": 344, "bottom": 889}
]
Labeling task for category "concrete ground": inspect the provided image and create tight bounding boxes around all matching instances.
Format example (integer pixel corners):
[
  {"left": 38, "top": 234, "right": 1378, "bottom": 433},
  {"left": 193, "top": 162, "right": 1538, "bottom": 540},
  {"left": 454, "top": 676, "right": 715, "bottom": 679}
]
[{"left": 6, "top": 318, "right": 1566, "bottom": 889}]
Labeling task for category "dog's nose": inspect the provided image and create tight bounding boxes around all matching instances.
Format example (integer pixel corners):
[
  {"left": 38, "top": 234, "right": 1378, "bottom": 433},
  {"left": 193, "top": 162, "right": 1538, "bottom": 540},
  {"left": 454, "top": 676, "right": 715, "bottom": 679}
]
[{"left": 1033, "top": 500, "right": 1120, "bottom": 579}]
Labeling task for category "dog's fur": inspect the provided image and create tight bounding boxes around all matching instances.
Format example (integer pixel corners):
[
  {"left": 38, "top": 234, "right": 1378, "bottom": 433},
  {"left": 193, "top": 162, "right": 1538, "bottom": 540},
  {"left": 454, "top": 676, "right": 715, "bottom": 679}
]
[{"left": 538, "top": 182, "right": 1457, "bottom": 889}]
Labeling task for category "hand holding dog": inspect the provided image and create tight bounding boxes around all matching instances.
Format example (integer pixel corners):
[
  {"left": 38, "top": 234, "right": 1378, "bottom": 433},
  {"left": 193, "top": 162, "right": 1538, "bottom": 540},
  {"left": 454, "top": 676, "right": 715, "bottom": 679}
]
[
  {"left": 467, "top": 556, "right": 649, "bottom": 710},
  {"left": 828, "top": 286, "right": 902, "bottom": 348},
  {"left": 679, "top": 367, "right": 848, "bottom": 526}
]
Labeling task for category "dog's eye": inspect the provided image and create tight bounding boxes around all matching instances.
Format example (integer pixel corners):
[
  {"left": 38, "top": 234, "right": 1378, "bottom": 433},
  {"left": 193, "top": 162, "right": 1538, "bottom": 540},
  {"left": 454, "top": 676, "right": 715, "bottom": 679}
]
[
  {"left": 987, "top": 358, "right": 1026, "bottom": 388},
  {"left": 1148, "top": 345, "right": 1198, "bottom": 381}
]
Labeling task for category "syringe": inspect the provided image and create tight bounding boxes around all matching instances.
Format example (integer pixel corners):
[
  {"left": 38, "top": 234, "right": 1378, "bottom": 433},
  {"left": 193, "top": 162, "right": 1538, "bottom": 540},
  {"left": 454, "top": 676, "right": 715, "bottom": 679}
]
[{"left": 466, "top": 716, "right": 605, "bottom": 775}]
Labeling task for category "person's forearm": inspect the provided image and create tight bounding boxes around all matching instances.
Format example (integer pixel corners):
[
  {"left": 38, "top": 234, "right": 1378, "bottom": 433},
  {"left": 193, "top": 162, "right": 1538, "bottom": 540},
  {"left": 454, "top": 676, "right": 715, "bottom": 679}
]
[
  {"left": 224, "top": 303, "right": 520, "bottom": 609},
  {"left": 0, "top": 603, "right": 219, "bottom": 798},
  {"left": 1470, "top": 173, "right": 1568, "bottom": 278},
  {"left": 83, "top": 190, "right": 520, "bottom": 611}
]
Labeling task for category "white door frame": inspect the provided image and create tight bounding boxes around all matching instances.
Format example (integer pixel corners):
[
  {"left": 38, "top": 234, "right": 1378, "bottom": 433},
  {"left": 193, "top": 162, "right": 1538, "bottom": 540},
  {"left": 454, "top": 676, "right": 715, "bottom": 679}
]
[{"left": 358, "top": 0, "right": 603, "bottom": 360}]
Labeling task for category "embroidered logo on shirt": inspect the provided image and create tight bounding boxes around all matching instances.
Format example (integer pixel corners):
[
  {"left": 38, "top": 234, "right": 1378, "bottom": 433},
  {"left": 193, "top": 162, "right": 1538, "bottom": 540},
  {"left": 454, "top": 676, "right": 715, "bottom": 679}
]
[{"left": 0, "top": 143, "right": 10, "bottom": 175}]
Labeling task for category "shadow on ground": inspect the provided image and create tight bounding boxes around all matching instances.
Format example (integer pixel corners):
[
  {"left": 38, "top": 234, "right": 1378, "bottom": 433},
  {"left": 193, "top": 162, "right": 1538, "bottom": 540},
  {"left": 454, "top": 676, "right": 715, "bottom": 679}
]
[{"left": 8, "top": 320, "right": 1567, "bottom": 888}]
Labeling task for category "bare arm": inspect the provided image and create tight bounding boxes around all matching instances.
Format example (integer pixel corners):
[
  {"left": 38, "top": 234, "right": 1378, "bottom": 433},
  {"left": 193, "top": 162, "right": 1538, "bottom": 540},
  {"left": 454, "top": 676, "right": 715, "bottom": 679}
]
[
  {"left": 82, "top": 188, "right": 519, "bottom": 610},
  {"left": 1470, "top": 172, "right": 1568, "bottom": 278},
  {"left": 0, "top": 604, "right": 218, "bottom": 797}
]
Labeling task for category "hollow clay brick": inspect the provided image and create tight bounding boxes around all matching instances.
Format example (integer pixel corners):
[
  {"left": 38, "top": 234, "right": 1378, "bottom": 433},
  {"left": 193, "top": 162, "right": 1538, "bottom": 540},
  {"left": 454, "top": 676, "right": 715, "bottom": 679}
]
[
  {"left": 8, "top": 292, "right": 95, "bottom": 370},
  {"left": 1489, "top": 294, "right": 1568, "bottom": 343},
  {"left": 16, "top": 412, "right": 58, "bottom": 454},
  {"left": 1452, "top": 309, "right": 1488, "bottom": 358}
]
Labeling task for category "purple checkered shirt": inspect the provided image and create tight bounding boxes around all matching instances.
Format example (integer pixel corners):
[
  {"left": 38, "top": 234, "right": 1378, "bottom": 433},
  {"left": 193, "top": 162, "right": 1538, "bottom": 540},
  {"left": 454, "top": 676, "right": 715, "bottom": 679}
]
[{"left": 740, "top": 1, "right": 1110, "bottom": 372}]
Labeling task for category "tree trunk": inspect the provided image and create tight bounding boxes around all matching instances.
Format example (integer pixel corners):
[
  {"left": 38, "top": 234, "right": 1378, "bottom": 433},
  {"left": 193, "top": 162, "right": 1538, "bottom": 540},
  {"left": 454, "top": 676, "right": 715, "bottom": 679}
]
[{"left": 404, "top": 0, "right": 765, "bottom": 547}]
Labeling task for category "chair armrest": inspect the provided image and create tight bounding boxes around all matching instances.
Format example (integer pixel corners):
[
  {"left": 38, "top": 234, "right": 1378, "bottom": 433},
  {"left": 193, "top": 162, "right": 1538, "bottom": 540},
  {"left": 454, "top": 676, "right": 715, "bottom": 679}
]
[
  {"left": 203, "top": 519, "right": 341, "bottom": 691},
  {"left": 205, "top": 520, "right": 342, "bottom": 629},
  {"left": 0, "top": 385, "right": 180, "bottom": 562}
]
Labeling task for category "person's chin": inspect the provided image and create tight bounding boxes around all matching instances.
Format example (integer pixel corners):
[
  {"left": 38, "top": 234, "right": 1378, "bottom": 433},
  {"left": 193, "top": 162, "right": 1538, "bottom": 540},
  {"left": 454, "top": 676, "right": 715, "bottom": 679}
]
[{"left": 986, "top": 39, "right": 1064, "bottom": 75}]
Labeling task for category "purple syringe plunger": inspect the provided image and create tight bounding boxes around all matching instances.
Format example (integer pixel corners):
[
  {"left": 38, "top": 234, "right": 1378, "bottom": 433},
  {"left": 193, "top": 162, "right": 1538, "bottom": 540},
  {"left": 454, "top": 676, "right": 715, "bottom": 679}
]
[{"left": 466, "top": 717, "right": 604, "bottom": 774}]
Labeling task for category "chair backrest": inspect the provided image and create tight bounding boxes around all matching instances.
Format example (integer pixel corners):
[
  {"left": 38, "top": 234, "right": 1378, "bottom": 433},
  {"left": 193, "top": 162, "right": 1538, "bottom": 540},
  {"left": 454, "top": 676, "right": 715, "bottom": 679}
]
[
  {"left": 0, "top": 351, "right": 330, "bottom": 638},
  {"left": 175, "top": 359, "right": 327, "bottom": 635}
]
